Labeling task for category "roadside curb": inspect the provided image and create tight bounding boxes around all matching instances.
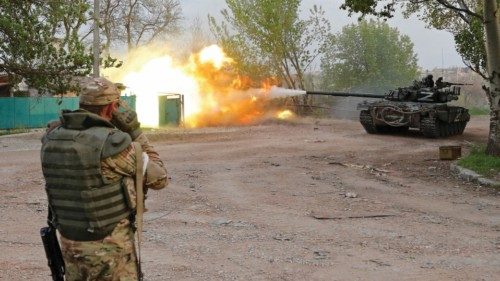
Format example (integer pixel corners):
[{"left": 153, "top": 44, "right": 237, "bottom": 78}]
[{"left": 450, "top": 163, "right": 500, "bottom": 188}]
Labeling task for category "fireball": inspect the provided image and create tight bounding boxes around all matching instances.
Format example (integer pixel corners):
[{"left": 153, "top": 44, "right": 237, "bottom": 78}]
[{"left": 103, "top": 44, "right": 290, "bottom": 128}]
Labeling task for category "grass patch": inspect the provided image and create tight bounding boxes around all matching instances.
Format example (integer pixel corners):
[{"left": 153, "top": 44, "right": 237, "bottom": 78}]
[
  {"left": 468, "top": 107, "right": 489, "bottom": 116},
  {"left": 458, "top": 145, "right": 500, "bottom": 177},
  {"left": 0, "top": 128, "right": 30, "bottom": 136}
]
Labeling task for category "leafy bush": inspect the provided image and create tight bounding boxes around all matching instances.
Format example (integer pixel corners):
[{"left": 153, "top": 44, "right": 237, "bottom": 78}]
[{"left": 468, "top": 107, "right": 489, "bottom": 116}]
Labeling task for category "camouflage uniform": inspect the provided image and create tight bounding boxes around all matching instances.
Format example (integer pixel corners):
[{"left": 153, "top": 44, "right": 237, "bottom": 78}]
[{"left": 42, "top": 77, "right": 167, "bottom": 281}]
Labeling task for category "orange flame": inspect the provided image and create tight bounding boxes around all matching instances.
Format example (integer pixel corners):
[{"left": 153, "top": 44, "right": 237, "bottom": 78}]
[{"left": 104, "top": 44, "right": 287, "bottom": 128}]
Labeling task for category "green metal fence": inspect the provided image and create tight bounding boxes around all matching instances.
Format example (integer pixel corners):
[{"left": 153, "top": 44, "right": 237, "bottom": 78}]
[{"left": 0, "top": 96, "right": 136, "bottom": 130}]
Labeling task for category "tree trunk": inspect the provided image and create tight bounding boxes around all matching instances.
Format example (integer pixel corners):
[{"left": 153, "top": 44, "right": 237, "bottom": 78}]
[
  {"left": 126, "top": 23, "right": 132, "bottom": 51},
  {"left": 484, "top": 0, "right": 500, "bottom": 156}
]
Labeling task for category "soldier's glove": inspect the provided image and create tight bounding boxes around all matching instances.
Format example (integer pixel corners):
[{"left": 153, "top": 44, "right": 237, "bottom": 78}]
[{"left": 111, "top": 109, "right": 142, "bottom": 140}]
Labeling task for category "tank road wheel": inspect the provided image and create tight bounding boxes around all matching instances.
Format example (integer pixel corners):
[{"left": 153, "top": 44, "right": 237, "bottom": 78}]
[
  {"left": 359, "top": 110, "right": 378, "bottom": 134},
  {"left": 421, "top": 117, "right": 440, "bottom": 138}
]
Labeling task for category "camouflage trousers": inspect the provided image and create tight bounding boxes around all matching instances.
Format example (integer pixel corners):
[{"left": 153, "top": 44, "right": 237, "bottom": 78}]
[{"left": 59, "top": 219, "right": 138, "bottom": 281}]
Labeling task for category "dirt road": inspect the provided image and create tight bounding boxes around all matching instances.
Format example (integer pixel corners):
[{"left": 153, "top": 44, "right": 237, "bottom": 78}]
[{"left": 0, "top": 117, "right": 498, "bottom": 281}]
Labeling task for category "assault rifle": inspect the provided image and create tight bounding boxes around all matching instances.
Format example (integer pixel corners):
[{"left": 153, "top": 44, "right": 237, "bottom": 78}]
[{"left": 40, "top": 215, "right": 65, "bottom": 281}]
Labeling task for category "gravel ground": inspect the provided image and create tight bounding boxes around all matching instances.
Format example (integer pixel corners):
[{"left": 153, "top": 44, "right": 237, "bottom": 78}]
[{"left": 0, "top": 116, "right": 498, "bottom": 281}]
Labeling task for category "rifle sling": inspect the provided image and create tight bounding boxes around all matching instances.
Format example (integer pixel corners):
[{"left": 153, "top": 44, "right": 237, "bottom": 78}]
[{"left": 132, "top": 142, "right": 144, "bottom": 281}]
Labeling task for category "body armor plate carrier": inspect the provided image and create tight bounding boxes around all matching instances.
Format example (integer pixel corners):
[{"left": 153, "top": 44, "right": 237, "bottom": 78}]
[{"left": 41, "top": 111, "right": 132, "bottom": 241}]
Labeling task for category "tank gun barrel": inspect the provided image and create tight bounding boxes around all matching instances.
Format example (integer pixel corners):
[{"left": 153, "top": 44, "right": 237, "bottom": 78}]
[{"left": 306, "top": 91, "right": 384, "bottom": 99}]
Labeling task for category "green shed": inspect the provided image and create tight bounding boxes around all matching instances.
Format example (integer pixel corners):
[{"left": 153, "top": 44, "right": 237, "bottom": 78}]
[{"left": 158, "top": 94, "right": 184, "bottom": 127}]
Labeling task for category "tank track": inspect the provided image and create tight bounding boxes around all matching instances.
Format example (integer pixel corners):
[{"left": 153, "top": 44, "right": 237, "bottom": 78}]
[
  {"left": 359, "top": 110, "right": 378, "bottom": 134},
  {"left": 421, "top": 117, "right": 467, "bottom": 138},
  {"left": 378, "top": 126, "right": 409, "bottom": 133},
  {"left": 421, "top": 118, "right": 440, "bottom": 138}
]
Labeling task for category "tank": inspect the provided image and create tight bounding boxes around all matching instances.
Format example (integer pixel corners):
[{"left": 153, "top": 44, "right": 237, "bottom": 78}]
[{"left": 306, "top": 76, "right": 471, "bottom": 138}]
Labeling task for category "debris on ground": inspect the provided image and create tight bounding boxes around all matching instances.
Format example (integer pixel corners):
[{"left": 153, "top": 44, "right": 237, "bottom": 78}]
[
  {"left": 345, "top": 192, "right": 358, "bottom": 198},
  {"left": 310, "top": 212, "right": 397, "bottom": 220}
]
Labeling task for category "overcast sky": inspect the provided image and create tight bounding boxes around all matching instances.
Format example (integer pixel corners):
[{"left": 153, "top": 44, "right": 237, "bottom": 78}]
[{"left": 179, "top": 0, "right": 464, "bottom": 70}]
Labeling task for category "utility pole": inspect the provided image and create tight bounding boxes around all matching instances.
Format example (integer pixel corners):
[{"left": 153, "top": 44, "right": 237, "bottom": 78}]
[
  {"left": 441, "top": 48, "right": 444, "bottom": 77},
  {"left": 93, "top": 0, "right": 100, "bottom": 77}
]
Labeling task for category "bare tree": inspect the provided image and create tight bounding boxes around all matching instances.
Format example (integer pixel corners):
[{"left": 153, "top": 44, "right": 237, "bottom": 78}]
[
  {"left": 188, "top": 17, "right": 211, "bottom": 54},
  {"left": 97, "top": 0, "right": 182, "bottom": 51},
  {"left": 100, "top": 0, "right": 122, "bottom": 54}
]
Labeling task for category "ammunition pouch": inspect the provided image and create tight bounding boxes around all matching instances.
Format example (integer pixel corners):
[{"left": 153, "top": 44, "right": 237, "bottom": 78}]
[{"left": 45, "top": 181, "right": 131, "bottom": 241}]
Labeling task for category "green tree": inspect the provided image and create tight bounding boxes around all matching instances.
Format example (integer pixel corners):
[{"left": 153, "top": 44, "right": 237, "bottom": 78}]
[
  {"left": 321, "top": 20, "right": 418, "bottom": 93},
  {"left": 339, "top": 0, "right": 500, "bottom": 156},
  {"left": 208, "top": 0, "right": 331, "bottom": 90},
  {"left": 0, "top": 0, "right": 93, "bottom": 95}
]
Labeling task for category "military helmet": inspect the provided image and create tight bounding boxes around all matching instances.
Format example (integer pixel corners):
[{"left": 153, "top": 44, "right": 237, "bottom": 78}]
[{"left": 78, "top": 77, "right": 121, "bottom": 106}]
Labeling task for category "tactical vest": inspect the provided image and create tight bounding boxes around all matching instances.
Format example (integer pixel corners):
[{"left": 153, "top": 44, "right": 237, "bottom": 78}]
[{"left": 41, "top": 111, "right": 133, "bottom": 241}]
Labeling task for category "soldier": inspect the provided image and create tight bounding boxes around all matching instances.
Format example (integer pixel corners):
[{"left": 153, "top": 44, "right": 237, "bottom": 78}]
[
  {"left": 40, "top": 77, "right": 168, "bottom": 280},
  {"left": 435, "top": 77, "right": 443, "bottom": 88},
  {"left": 422, "top": 74, "right": 435, "bottom": 88}
]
